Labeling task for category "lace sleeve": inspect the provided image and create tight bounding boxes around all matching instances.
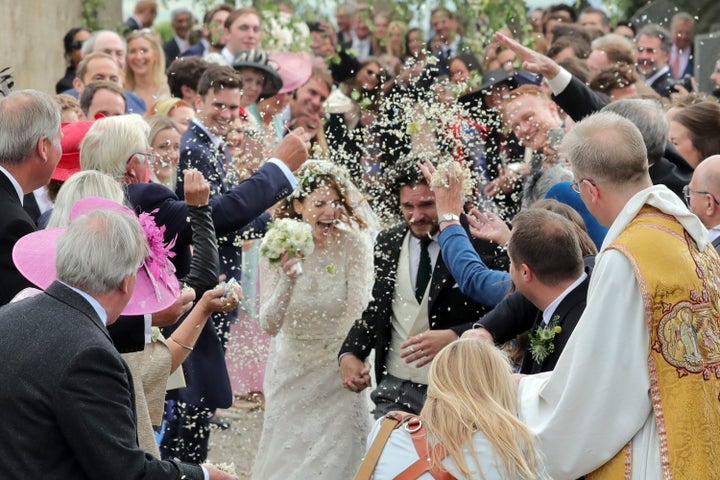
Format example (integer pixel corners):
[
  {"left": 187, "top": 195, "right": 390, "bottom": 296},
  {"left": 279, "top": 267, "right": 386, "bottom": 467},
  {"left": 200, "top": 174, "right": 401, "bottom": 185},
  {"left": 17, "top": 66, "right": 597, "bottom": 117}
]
[
  {"left": 343, "top": 230, "right": 375, "bottom": 322},
  {"left": 258, "top": 257, "right": 296, "bottom": 336}
]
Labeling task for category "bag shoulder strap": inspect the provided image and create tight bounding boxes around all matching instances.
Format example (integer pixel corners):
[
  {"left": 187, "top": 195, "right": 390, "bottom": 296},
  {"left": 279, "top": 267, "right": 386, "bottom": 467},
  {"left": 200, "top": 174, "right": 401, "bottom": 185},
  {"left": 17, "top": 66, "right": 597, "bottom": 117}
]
[
  {"left": 353, "top": 411, "right": 416, "bottom": 480},
  {"left": 394, "top": 417, "right": 455, "bottom": 480}
]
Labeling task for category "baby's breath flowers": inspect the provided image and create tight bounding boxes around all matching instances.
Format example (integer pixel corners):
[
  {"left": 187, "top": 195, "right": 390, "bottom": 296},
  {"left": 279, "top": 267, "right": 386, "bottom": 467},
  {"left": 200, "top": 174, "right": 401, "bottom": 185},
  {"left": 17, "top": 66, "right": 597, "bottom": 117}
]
[{"left": 430, "top": 160, "right": 476, "bottom": 198}]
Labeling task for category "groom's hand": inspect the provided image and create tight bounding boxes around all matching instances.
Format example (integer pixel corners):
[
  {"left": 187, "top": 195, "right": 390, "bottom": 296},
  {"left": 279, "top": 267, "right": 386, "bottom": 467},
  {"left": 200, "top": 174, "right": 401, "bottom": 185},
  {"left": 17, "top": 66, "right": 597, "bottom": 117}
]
[{"left": 340, "top": 354, "right": 371, "bottom": 393}]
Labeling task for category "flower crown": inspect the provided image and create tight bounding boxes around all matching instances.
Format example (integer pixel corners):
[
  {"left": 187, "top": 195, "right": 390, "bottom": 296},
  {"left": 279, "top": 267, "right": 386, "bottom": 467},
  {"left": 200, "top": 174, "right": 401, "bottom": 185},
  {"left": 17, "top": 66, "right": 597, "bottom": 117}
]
[{"left": 291, "top": 160, "right": 352, "bottom": 200}]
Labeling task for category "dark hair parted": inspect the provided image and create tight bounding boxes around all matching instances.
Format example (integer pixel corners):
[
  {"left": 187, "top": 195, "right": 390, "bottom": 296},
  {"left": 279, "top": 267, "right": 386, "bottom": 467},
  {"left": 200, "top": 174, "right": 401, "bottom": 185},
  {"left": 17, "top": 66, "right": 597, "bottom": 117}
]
[
  {"left": 196, "top": 64, "right": 241, "bottom": 97},
  {"left": 507, "top": 208, "right": 584, "bottom": 285}
]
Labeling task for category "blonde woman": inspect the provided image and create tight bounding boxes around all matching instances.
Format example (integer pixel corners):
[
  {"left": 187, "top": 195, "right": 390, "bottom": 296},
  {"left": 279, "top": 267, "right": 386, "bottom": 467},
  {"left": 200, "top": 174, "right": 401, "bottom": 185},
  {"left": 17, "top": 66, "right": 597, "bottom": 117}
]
[
  {"left": 125, "top": 29, "right": 171, "bottom": 109},
  {"left": 368, "top": 338, "right": 549, "bottom": 479}
]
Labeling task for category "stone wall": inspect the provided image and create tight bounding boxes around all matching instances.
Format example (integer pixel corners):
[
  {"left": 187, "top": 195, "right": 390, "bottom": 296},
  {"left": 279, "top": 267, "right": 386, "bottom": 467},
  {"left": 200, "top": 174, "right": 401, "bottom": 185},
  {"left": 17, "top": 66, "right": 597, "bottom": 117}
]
[{"left": 0, "top": 0, "right": 121, "bottom": 94}]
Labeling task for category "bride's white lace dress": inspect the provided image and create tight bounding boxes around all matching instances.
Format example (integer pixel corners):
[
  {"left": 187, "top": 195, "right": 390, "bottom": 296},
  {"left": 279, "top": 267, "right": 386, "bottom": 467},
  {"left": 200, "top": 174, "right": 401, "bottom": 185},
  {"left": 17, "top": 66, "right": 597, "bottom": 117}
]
[{"left": 251, "top": 228, "right": 374, "bottom": 479}]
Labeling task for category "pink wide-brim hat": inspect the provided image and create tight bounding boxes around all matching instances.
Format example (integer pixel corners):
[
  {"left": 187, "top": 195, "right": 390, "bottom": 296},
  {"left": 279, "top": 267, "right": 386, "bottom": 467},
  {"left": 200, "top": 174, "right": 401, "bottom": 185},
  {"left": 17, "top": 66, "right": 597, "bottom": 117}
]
[
  {"left": 12, "top": 197, "right": 180, "bottom": 316},
  {"left": 269, "top": 51, "right": 313, "bottom": 94}
]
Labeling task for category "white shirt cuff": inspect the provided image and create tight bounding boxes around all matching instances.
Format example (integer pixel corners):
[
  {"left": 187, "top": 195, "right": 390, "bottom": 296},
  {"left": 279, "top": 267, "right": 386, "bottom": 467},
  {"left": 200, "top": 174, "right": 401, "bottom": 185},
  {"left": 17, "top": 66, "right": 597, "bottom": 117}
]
[
  {"left": 545, "top": 67, "right": 572, "bottom": 96},
  {"left": 143, "top": 313, "right": 153, "bottom": 344},
  {"left": 268, "top": 157, "right": 298, "bottom": 189},
  {"left": 201, "top": 465, "right": 210, "bottom": 480}
]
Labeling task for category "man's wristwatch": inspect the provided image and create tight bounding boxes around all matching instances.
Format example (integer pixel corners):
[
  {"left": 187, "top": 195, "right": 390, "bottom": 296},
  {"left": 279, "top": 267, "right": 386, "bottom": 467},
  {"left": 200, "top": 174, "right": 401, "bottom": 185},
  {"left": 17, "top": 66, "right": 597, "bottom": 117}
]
[{"left": 438, "top": 213, "right": 460, "bottom": 225}]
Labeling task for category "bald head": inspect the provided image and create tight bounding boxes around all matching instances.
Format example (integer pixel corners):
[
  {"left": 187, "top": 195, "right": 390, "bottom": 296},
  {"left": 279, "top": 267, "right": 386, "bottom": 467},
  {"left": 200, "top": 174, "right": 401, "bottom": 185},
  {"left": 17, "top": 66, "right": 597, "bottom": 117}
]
[
  {"left": 83, "top": 31, "right": 127, "bottom": 70},
  {"left": 688, "top": 155, "right": 720, "bottom": 228}
]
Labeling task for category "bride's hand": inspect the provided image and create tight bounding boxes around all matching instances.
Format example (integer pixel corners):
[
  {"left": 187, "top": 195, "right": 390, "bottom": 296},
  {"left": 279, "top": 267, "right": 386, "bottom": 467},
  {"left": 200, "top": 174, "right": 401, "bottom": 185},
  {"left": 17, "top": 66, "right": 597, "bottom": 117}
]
[{"left": 280, "top": 253, "right": 302, "bottom": 278}]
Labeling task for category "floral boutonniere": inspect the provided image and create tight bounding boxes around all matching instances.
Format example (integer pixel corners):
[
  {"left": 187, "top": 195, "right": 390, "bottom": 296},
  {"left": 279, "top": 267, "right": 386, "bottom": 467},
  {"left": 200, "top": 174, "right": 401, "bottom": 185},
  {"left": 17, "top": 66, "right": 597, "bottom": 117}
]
[{"left": 528, "top": 315, "right": 562, "bottom": 363}]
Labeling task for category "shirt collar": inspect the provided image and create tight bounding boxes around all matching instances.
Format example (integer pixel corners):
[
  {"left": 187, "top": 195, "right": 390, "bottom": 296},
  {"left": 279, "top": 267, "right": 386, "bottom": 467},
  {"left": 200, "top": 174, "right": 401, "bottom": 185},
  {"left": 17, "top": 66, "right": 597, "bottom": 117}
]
[
  {"left": 191, "top": 118, "right": 222, "bottom": 148},
  {"left": 61, "top": 281, "right": 109, "bottom": 326},
  {"left": 0, "top": 166, "right": 25, "bottom": 205},
  {"left": 644, "top": 64, "right": 670, "bottom": 86},
  {"left": 542, "top": 271, "right": 588, "bottom": 325}
]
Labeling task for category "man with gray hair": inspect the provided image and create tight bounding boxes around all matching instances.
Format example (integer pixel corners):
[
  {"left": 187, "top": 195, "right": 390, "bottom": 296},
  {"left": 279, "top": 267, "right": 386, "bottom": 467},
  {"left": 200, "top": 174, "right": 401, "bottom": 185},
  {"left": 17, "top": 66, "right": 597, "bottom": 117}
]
[
  {"left": 0, "top": 90, "right": 62, "bottom": 306},
  {"left": 164, "top": 7, "right": 194, "bottom": 68},
  {"left": 516, "top": 110, "right": 720, "bottom": 478},
  {"left": 635, "top": 23, "right": 676, "bottom": 97},
  {"left": 0, "top": 207, "right": 236, "bottom": 479}
]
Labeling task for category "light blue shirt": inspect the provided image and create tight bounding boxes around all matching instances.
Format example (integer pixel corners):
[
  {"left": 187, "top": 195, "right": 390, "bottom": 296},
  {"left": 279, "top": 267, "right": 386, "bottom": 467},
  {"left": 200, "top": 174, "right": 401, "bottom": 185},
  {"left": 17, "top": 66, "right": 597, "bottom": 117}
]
[{"left": 61, "top": 281, "right": 108, "bottom": 326}]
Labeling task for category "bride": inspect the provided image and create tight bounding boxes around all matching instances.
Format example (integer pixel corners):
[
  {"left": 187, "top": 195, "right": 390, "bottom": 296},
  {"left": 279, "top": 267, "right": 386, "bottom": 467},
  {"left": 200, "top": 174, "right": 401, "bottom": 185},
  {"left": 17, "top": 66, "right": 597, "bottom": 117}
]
[{"left": 251, "top": 160, "right": 375, "bottom": 479}]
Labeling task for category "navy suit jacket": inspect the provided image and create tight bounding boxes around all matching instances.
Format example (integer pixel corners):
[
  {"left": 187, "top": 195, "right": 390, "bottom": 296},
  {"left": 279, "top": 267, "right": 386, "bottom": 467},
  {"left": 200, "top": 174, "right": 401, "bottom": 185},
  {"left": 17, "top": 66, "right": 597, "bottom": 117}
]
[
  {"left": 163, "top": 38, "right": 182, "bottom": 68},
  {"left": 177, "top": 121, "right": 292, "bottom": 281},
  {"left": 477, "top": 269, "right": 590, "bottom": 373},
  {"left": 0, "top": 171, "right": 34, "bottom": 306},
  {"left": 0, "top": 282, "right": 204, "bottom": 479},
  {"left": 648, "top": 68, "right": 677, "bottom": 98},
  {"left": 339, "top": 223, "right": 502, "bottom": 383}
]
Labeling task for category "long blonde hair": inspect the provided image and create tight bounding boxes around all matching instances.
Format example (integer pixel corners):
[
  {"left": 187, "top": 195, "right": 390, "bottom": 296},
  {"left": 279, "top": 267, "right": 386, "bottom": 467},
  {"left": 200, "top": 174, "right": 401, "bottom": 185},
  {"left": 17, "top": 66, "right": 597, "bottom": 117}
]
[
  {"left": 124, "top": 29, "right": 169, "bottom": 96},
  {"left": 422, "top": 339, "right": 542, "bottom": 479}
]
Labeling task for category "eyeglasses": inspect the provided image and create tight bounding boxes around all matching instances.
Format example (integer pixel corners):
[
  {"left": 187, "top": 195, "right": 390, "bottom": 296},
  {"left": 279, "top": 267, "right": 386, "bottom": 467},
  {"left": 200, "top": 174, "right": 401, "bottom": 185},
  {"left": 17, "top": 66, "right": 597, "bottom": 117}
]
[
  {"left": 127, "top": 151, "right": 160, "bottom": 165},
  {"left": 571, "top": 178, "right": 596, "bottom": 194},
  {"left": 70, "top": 39, "right": 85, "bottom": 50},
  {"left": 683, "top": 185, "right": 720, "bottom": 205}
]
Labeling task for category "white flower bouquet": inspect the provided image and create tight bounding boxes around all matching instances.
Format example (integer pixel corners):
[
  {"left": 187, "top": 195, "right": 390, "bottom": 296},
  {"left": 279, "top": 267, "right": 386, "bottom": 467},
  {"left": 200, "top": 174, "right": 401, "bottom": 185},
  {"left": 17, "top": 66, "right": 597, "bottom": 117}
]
[{"left": 261, "top": 218, "right": 315, "bottom": 276}]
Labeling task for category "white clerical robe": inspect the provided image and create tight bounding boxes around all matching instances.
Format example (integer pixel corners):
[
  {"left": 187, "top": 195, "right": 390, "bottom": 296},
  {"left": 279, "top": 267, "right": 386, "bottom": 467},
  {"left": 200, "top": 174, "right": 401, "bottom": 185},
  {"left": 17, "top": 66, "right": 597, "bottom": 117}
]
[{"left": 517, "top": 185, "right": 709, "bottom": 480}]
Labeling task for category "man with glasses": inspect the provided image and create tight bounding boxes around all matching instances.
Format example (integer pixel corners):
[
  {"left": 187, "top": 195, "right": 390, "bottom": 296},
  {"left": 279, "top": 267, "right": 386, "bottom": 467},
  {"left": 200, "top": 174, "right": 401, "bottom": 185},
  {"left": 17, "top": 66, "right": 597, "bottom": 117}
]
[
  {"left": 685, "top": 155, "right": 720, "bottom": 253},
  {"left": 516, "top": 110, "right": 720, "bottom": 479}
]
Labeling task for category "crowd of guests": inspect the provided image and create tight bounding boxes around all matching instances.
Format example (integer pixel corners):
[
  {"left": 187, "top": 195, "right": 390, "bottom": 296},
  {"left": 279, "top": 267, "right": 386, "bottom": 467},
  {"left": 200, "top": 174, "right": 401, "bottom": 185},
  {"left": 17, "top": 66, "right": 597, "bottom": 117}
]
[{"left": 1, "top": 0, "right": 720, "bottom": 479}]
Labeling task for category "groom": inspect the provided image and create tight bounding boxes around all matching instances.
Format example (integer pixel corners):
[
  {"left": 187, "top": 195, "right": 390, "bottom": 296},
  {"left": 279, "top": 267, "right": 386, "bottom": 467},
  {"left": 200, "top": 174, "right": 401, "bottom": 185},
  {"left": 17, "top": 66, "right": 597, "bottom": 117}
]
[{"left": 339, "top": 162, "right": 504, "bottom": 417}]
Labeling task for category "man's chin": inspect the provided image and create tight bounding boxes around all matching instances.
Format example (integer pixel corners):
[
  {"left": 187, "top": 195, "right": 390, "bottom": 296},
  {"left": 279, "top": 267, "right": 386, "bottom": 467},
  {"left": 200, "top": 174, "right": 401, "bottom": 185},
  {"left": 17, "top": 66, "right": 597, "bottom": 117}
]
[{"left": 410, "top": 224, "right": 439, "bottom": 239}]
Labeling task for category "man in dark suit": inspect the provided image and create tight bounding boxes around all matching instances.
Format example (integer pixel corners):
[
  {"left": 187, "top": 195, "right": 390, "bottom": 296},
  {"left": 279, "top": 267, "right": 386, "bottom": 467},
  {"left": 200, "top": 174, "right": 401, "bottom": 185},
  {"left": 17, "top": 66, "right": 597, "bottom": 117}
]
[
  {"left": 686, "top": 155, "right": 720, "bottom": 254},
  {"left": 0, "top": 207, "right": 235, "bottom": 480},
  {"left": 670, "top": 13, "right": 695, "bottom": 79},
  {"left": 0, "top": 90, "right": 62, "bottom": 306},
  {"left": 339, "top": 164, "right": 504, "bottom": 418},
  {"left": 124, "top": 0, "right": 157, "bottom": 35},
  {"left": 636, "top": 24, "right": 677, "bottom": 98},
  {"left": 492, "top": 32, "right": 692, "bottom": 200},
  {"left": 163, "top": 8, "right": 194, "bottom": 68},
  {"left": 466, "top": 209, "right": 590, "bottom": 374}
]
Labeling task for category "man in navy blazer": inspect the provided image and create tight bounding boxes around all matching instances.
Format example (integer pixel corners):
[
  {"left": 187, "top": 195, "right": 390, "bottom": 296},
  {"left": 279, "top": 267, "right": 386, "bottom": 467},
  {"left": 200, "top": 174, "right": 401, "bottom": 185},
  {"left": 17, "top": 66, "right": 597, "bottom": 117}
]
[
  {"left": 0, "top": 207, "right": 234, "bottom": 479},
  {"left": 0, "top": 90, "right": 62, "bottom": 307},
  {"left": 467, "top": 209, "right": 590, "bottom": 374}
]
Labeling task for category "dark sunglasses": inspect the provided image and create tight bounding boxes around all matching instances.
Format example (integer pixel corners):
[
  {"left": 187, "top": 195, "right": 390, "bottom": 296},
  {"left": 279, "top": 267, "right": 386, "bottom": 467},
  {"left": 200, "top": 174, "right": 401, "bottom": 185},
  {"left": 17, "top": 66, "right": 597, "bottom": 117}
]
[{"left": 70, "top": 39, "right": 85, "bottom": 50}]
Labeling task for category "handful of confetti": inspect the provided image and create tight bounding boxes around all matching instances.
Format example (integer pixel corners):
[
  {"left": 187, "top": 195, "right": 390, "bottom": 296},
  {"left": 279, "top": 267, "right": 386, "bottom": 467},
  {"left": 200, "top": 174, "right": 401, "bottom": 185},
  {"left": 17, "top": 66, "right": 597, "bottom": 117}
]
[
  {"left": 430, "top": 160, "right": 476, "bottom": 199},
  {"left": 218, "top": 278, "right": 241, "bottom": 303},
  {"left": 260, "top": 218, "right": 315, "bottom": 276}
]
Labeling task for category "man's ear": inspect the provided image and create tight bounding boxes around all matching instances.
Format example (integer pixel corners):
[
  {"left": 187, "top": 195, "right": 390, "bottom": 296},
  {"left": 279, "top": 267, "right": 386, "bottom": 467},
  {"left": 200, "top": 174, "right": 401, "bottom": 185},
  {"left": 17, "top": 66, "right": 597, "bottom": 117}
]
[
  {"left": 72, "top": 77, "right": 85, "bottom": 96},
  {"left": 119, "top": 274, "right": 134, "bottom": 295},
  {"left": 520, "top": 263, "right": 533, "bottom": 283}
]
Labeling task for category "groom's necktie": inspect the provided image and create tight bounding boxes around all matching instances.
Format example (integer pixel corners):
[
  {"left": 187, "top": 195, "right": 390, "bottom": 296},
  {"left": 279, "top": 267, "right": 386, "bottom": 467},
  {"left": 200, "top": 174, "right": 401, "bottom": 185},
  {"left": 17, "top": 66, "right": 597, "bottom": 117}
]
[{"left": 415, "top": 237, "right": 433, "bottom": 303}]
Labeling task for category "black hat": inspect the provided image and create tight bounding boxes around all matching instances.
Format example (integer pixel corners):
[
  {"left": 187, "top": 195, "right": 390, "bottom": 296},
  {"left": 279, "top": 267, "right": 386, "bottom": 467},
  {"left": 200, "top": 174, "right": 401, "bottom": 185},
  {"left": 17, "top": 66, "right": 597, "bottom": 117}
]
[
  {"left": 458, "top": 69, "right": 541, "bottom": 108},
  {"left": 232, "top": 50, "right": 283, "bottom": 98}
]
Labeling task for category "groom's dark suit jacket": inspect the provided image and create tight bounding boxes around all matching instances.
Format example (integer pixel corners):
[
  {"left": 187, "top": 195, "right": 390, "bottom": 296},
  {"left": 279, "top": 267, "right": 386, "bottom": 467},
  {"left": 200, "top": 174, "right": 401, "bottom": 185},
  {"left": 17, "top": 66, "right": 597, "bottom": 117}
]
[
  {"left": 0, "top": 281, "right": 204, "bottom": 479},
  {"left": 0, "top": 171, "right": 35, "bottom": 306},
  {"left": 478, "top": 268, "right": 591, "bottom": 373},
  {"left": 339, "top": 222, "right": 504, "bottom": 383}
]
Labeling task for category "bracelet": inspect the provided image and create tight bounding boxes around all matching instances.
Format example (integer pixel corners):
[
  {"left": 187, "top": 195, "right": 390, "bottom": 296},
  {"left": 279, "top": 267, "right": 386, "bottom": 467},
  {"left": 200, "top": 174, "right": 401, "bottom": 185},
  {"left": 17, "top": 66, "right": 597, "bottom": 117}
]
[{"left": 170, "top": 336, "right": 193, "bottom": 352}]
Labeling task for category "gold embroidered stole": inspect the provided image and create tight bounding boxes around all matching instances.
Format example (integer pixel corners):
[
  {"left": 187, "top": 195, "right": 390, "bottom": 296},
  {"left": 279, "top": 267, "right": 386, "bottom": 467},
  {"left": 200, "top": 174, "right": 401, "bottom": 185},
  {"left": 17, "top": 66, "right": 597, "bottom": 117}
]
[{"left": 587, "top": 206, "right": 720, "bottom": 480}]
